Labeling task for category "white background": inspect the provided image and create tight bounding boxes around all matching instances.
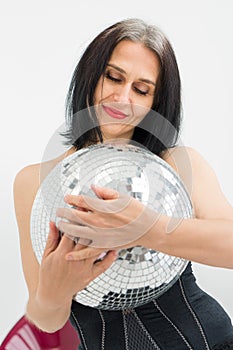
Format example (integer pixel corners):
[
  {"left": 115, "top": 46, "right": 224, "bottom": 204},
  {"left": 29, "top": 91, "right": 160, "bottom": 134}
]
[{"left": 0, "top": 0, "right": 233, "bottom": 342}]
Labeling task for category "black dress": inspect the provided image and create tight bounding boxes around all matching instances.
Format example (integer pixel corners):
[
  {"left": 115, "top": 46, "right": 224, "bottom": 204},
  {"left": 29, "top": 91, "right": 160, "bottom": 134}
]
[{"left": 70, "top": 262, "right": 233, "bottom": 349}]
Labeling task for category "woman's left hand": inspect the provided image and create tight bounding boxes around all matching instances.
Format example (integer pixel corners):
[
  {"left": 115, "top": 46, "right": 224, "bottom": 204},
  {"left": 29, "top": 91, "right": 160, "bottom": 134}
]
[{"left": 56, "top": 185, "right": 159, "bottom": 250}]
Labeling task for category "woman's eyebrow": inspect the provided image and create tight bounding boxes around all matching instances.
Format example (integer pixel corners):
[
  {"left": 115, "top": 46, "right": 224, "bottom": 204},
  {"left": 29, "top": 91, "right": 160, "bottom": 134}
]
[{"left": 107, "top": 63, "right": 156, "bottom": 86}]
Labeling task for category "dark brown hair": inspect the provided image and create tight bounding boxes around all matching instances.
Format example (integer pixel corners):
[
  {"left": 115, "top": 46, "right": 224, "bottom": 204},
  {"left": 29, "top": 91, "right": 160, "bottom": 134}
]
[{"left": 63, "top": 18, "right": 182, "bottom": 155}]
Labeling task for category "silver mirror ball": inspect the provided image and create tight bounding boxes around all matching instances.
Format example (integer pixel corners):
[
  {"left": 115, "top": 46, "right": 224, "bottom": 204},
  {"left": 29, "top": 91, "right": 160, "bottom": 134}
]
[{"left": 30, "top": 143, "right": 193, "bottom": 310}]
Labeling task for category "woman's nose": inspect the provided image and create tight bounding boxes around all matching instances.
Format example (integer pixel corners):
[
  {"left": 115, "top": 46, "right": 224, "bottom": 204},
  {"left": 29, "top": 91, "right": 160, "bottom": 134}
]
[{"left": 113, "top": 83, "right": 132, "bottom": 103}]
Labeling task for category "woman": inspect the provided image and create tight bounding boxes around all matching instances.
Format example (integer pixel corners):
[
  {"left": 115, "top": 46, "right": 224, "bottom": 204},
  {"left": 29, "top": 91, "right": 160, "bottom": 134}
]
[{"left": 14, "top": 18, "right": 233, "bottom": 349}]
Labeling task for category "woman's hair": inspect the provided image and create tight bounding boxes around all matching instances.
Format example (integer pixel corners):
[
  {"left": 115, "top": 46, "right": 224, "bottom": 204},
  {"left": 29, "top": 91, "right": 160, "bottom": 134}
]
[{"left": 63, "top": 18, "right": 182, "bottom": 156}]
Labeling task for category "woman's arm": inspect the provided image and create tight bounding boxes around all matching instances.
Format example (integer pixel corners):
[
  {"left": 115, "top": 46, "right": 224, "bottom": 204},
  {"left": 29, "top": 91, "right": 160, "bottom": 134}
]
[
  {"left": 56, "top": 147, "right": 233, "bottom": 268},
  {"left": 148, "top": 146, "right": 233, "bottom": 268},
  {"left": 14, "top": 164, "right": 70, "bottom": 332},
  {"left": 145, "top": 215, "right": 233, "bottom": 268},
  {"left": 13, "top": 162, "right": 116, "bottom": 332}
]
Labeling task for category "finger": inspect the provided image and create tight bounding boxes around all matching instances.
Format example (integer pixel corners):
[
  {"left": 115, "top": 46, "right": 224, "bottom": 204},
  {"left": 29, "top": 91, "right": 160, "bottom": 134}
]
[
  {"left": 74, "top": 242, "right": 91, "bottom": 250},
  {"left": 92, "top": 250, "right": 118, "bottom": 277},
  {"left": 58, "top": 234, "right": 77, "bottom": 252},
  {"left": 91, "top": 185, "right": 119, "bottom": 200},
  {"left": 65, "top": 241, "right": 93, "bottom": 262},
  {"left": 57, "top": 220, "right": 133, "bottom": 248},
  {"left": 56, "top": 207, "right": 87, "bottom": 225},
  {"left": 57, "top": 208, "right": 98, "bottom": 228},
  {"left": 64, "top": 192, "right": 127, "bottom": 215},
  {"left": 90, "top": 191, "right": 132, "bottom": 214},
  {"left": 43, "top": 221, "right": 60, "bottom": 257},
  {"left": 74, "top": 237, "right": 93, "bottom": 246},
  {"left": 57, "top": 220, "right": 94, "bottom": 238},
  {"left": 64, "top": 194, "right": 95, "bottom": 211},
  {"left": 65, "top": 247, "right": 108, "bottom": 261}
]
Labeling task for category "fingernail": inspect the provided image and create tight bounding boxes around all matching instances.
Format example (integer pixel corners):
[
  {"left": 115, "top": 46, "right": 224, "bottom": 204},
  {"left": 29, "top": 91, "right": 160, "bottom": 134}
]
[
  {"left": 64, "top": 195, "right": 70, "bottom": 202},
  {"left": 109, "top": 250, "right": 118, "bottom": 258}
]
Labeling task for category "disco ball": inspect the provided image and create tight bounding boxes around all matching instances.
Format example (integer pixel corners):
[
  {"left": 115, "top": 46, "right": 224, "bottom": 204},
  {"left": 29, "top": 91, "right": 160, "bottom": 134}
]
[{"left": 30, "top": 143, "right": 193, "bottom": 310}]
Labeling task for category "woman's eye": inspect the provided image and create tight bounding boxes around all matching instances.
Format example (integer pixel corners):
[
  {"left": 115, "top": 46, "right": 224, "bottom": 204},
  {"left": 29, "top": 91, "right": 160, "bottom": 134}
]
[
  {"left": 105, "top": 72, "right": 122, "bottom": 82},
  {"left": 104, "top": 72, "right": 150, "bottom": 96},
  {"left": 134, "top": 86, "right": 149, "bottom": 96}
]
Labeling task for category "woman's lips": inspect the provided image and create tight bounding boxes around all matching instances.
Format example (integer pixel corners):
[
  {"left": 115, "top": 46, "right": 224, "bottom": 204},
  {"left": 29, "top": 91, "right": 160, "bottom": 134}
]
[{"left": 103, "top": 105, "right": 128, "bottom": 119}]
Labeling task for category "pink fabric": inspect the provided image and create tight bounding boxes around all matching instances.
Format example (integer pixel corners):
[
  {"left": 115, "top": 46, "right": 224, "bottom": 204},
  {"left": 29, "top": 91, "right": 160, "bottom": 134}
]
[{"left": 0, "top": 315, "right": 80, "bottom": 350}]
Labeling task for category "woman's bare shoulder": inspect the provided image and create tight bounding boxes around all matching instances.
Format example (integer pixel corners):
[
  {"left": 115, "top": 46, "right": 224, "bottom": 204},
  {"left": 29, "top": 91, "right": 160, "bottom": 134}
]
[
  {"left": 161, "top": 145, "right": 217, "bottom": 179},
  {"left": 162, "top": 145, "right": 233, "bottom": 219},
  {"left": 161, "top": 145, "right": 196, "bottom": 187},
  {"left": 161, "top": 145, "right": 197, "bottom": 169},
  {"left": 161, "top": 145, "right": 205, "bottom": 205},
  {"left": 13, "top": 147, "right": 76, "bottom": 209}
]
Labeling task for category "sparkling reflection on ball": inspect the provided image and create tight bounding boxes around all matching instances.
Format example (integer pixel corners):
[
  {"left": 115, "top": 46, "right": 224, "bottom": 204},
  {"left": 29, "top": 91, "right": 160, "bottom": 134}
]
[{"left": 30, "top": 143, "right": 192, "bottom": 310}]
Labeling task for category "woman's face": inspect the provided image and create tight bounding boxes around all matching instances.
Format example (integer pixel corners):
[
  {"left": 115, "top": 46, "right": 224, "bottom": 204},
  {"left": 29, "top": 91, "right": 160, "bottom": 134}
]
[{"left": 94, "top": 40, "right": 160, "bottom": 142}]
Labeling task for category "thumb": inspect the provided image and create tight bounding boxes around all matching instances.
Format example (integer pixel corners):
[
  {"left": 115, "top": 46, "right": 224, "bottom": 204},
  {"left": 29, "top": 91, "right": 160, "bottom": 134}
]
[
  {"left": 91, "top": 185, "right": 119, "bottom": 200},
  {"left": 43, "top": 221, "right": 60, "bottom": 258}
]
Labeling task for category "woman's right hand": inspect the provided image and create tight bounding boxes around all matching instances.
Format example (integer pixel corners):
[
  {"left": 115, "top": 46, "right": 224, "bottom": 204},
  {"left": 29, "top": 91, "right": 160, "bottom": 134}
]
[
  {"left": 14, "top": 161, "right": 118, "bottom": 332},
  {"left": 36, "top": 221, "right": 117, "bottom": 310}
]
